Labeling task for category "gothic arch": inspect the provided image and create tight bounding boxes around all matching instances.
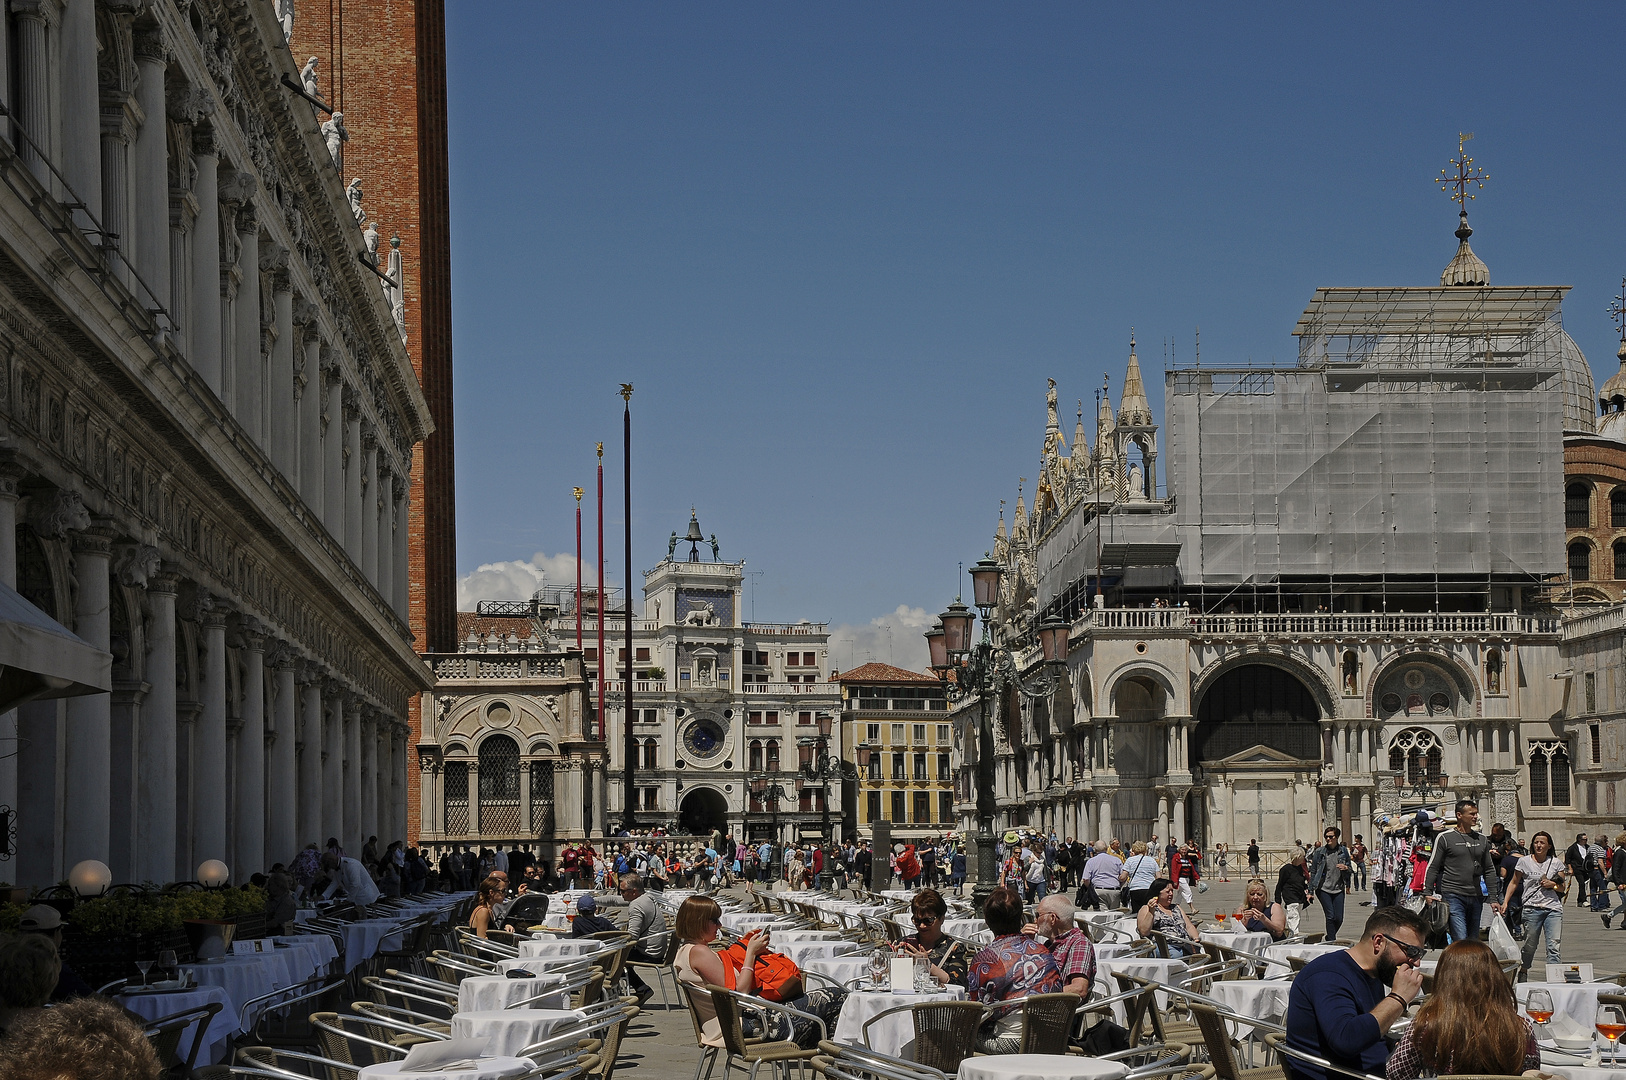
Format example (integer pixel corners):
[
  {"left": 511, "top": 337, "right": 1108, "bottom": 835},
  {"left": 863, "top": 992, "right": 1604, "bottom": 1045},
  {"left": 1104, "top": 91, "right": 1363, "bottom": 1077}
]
[
  {"left": 1101, "top": 660, "right": 1183, "bottom": 717},
  {"left": 1364, "top": 648, "right": 1479, "bottom": 719},
  {"left": 442, "top": 694, "right": 564, "bottom": 745},
  {"left": 1192, "top": 650, "right": 1337, "bottom": 721}
]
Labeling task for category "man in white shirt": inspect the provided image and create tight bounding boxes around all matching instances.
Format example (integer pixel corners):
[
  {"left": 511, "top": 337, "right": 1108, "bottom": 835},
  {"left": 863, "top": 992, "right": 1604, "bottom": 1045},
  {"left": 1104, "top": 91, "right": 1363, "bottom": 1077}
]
[
  {"left": 321, "top": 852, "right": 381, "bottom": 908},
  {"left": 493, "top": 847, "right": 509, "bottom": 874}
]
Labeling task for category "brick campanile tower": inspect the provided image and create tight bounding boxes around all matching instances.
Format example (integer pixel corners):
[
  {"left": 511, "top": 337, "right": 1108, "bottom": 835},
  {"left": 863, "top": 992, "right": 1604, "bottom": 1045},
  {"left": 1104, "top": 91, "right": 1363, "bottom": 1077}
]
[{"left": 293, "top": 0, "right": 457, "bottom": 845}]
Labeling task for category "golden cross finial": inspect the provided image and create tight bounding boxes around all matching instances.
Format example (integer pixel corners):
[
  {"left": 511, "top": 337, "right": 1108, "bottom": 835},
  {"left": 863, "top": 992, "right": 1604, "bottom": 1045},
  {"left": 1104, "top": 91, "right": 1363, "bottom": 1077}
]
[
  {"left": 573, "top": 486, "right": 584, "bottom": 503},
  {"left": 596, "top": 442, "right": 603, "bottom": 459},
  {"left": 1610, "top": 278, "right": 1626, "bottom": 343},
  {"left": 1437, "top": 132, "right": 1487, "bottom": 208}
]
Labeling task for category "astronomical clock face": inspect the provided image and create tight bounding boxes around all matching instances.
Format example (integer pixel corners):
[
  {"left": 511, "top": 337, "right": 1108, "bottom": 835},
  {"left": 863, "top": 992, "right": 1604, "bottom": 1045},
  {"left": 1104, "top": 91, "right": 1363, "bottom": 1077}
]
[{"left": 682, "top": 716, "right": 728, "bottom": 762}]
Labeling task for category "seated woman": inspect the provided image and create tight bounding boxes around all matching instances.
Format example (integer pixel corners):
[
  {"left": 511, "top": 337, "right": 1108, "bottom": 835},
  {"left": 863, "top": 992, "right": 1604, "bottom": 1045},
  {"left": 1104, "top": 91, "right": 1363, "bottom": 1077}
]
[
  {"left": 895, "top": 889, "right": 968, "bottom": 987},
  {"left": 1386, "top": 939, "right": 1538, "bottom": 1080},
  {"left": 672, "top": 895, "right": 845, "bottom": 1050},
  {"left": 1233, "top": 878, "right": 1288, "bottom": 940},
  {"left": 468, "top": 876, "right": 505, "bottom": 939},
  {"left": 967, "top": 885, "right": 1063, "bottom": 1054},
  {"left": 1136, "top": 877, "right": 1202, "bottom": 956}
]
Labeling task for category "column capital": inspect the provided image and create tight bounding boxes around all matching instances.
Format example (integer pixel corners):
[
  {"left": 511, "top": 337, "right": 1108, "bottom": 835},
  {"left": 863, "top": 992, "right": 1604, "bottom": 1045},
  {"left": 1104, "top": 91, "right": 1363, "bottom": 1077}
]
[
  {"left": 132, "top": 23, "right": 167, "bottom": 64},
  {"left": 146, "top": 569, "right": 182, "bottom": 595},
  {"left": 342, "top": 390, "right": 362, "bottom": 422},
  {"left": 265, "top": 640, "right": 301, "bottom": 670},
  {"left": 166, "top": 84, "right": 214, "bottom": 127},
  {"left": 226, "top": 613, "right": 267, "bottom": 651},
  {"left": 191, "top": 122, "right": 220, "bottom": 158},
  {"left": 260, "top": 242, "right": 290, "bottom": 286},
  {"left": 27, "top": 489, "right": 90, "bottom": 538},
  {"left": 70, "top": 520, "right": 117, "bottom": 556},
  {"left": 8, "top": 0, "right": 62, "bottom": 26}
]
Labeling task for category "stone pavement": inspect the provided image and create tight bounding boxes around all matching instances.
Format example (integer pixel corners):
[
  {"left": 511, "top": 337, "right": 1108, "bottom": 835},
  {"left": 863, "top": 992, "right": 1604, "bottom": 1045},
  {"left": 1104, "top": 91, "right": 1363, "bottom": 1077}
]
[{"left": 611, "top": 878, "right": 1626, "bottom": 1080}]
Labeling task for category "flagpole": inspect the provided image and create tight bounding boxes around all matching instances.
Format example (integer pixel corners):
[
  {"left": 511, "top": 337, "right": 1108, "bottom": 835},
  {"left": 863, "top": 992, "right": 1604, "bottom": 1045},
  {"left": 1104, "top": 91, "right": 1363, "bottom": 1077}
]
[
  {"left": 597, "top": 443, "right": 605, "bottom": 744},
  {"left": 574, "top": 487, "right": 584, "bottom": 653},
  {"left": 621, "top": 383, "right": 636, "bottom": 831}
]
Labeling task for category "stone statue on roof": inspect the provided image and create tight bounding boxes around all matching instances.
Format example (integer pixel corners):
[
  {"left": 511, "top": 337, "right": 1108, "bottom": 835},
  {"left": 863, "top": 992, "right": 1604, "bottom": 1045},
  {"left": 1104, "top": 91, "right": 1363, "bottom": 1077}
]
[
  {"left": 668, "top": 531, "right": 677, "bottom": 557},
  {"left": 300, "top": 56, "right": 321, "bottom": 102},
  {"left": 321, "top": 112, "right": 348, "bottom": 167},
  {"left": 709, "top": 534, "right": 720, "bottom": 561},
  {"left": 345, "top": 178, "right": 365, "bottom": 224},
  {"left": 279, "top": 0, "right": 295, "bottom": 41}
]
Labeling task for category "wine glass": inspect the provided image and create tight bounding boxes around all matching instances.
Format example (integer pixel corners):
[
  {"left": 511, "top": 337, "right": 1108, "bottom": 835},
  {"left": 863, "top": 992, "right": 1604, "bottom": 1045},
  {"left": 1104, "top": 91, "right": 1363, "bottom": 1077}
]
[
  {"left": 1597, "top": 1003, "right": 1626, "bottom": 1065},
  {"left": 134, "top": 958, "right": 153, "bottom": 989},
  {"left": 869, "top": 948, "right": 890, "bottom": 990},
  {"left": 158, "top": 949, "right": 178, "bottom": 983},
  {"left": 1215, "top": 911, "right": 1227, "bottom": 926},
  {"left": 1525, "top": 988, "right": 1553, "bottom": 1029}
]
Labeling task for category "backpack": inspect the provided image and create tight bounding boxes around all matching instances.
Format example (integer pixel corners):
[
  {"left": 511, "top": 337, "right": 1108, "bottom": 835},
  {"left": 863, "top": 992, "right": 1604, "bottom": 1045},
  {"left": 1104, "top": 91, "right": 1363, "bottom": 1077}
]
[{"left": 722, "top": 940, "right": 804, "bottom": 1003}]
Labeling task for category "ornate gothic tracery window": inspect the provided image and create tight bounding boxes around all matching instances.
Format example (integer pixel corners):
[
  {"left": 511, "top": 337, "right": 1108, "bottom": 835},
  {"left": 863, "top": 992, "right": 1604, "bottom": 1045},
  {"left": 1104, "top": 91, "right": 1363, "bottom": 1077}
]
[
  {"left": 1529, "top": 741, "right": 1571, "bottom": 808},
  {"left": 444, "top": 762, "right": 469, "bottom": 835},
  {"left": 1387, "top": 728, "right": 1443, "bottom": 786},
  {"left": 478, "top": 734, "right": 521, "bottom": 834}
]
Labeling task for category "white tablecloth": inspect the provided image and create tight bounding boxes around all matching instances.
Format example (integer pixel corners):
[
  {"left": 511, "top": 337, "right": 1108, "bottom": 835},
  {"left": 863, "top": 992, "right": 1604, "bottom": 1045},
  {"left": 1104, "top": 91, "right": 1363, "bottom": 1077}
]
[
  {"left": 1260, "top": 942, "right": 1345, "bottom": 969},
  {"left": 537, "top": 911, "right": 571, "bottom": 929},
  {"left": 451, "top": 1008, "right": 584, "bottom": 1058},
  {"left": 721, "top": 913, "right": 783, "bottom": 931},
  {"left": 1092, "top": 957, "right": 1188, "bottom": 1021},
  {"left": 360, "top": 1056, "right": 537, "bottom": 1079},
  {"left": 803, "top": 955, "right": 871, "bottom": 988},
  {"left": 774, "top": 929, "right": 845, "bottom": 942},
  {"left": 1200, "top": 929, "right": 1275, "bottom": 956},
  {"left": 834, "top": 986, "right": 967, "bottom": 1058},
  {"left": 181, "top": 953, "right": 296, "bottom": 1020},
  {"left": 499, "top": 955, "right": 595, "bottom": 976},
  {"left": 943, "top": 918, "right": 986, "bottom": 938},
  {"left": 1210, "top": 979, "right": 1291, "bottom": 1038},
  {"left": 274, "top": 934, "right": 341, "bottom": 976},
  {"left": 519, "top": 938, "right": 605, "bottom": 959},
  {"left": 1518, "top": 983, "right": 1622, "bottom": 1025},
  {"left": 458, "top": 973, "right": 569, "bottom": 1012},
  {"left": 1541, "top": 1048, "right": 1626, "bottom": 1080},
  {"left": 777, "top": 940, "right": 861, "bottom": 966},
  {"left": 118, "top": 984, "right": 239, "bottom": 1065},
  {"left": 957, "top": 1054, "right": 1128, "bottom": 1080},
  {"left": 340, "top": 919, "right": 406, "bottom": 972}
]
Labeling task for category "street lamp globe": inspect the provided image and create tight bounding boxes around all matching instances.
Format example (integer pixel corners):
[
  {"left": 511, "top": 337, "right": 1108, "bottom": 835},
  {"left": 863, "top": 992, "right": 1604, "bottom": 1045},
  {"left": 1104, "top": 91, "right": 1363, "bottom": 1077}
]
[
  {"left": 969, "top": 557, "right": 1003, "bottom": 610},
  {"left": 925, "top": 623, "right": 948, "bottom": 671},
  {"left": 1037, "top": 614, "right": 1071, "bottom": 665},
  {"left": 816, "top": 711, "right": 834, "bottom": 739},
  {"left": 69, "top": 859, "right": 112, "bottom": 898},
  {"left": 939, "top": 601, "right": 975, "bottom": 656},
  {"left": 196, "top": 860, "right": 231, "bottom": 889}
]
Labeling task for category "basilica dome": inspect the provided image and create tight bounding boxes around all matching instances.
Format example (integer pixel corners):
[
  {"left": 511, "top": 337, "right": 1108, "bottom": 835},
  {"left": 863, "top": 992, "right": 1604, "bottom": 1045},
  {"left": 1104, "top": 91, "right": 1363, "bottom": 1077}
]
[{"left": 1557, "top": 326, "right": 1597, "bottom": 434}]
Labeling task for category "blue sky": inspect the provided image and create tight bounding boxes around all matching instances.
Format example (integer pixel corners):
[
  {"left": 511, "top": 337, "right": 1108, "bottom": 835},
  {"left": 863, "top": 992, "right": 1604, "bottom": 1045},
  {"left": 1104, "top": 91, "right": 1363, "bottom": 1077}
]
[{"left": 446, "top": 3, "right": 1626, "bottom": 670}]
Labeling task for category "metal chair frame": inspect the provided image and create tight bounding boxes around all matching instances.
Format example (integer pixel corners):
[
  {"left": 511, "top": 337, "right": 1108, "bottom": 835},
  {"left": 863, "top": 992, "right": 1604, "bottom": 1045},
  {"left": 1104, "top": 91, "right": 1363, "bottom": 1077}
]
[{"left": 143, "top": 1000, "right": 224, "bottom": 1076}]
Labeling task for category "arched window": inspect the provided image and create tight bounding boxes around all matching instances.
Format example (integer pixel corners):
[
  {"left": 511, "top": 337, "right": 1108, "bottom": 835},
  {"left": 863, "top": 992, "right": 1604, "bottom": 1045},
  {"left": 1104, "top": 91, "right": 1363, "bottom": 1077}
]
[
  {"left": 1386, "top": 728, "right": 1443, "bottom": 787},
  {"left": 765, "top": 739, "right": 780, "bottom": 772},
  {"left": 477, "top": 734, "right": 520, "bottom": 834},
  {"left": 1570, "top": 541, "right": 1592, "bottom": 583},
  {"left": 1614, "top": 489, "right": 1626, "bottom": 529},
  {"left": 748, "top": 740, "right": 763, "bottom": 772},
  {"left": 1529, "top": 741, "right": 1571, "bottom": 808},
  {"left": 1616, "top": 540, "right": 1626, "bottom": 581},
  {"left": 1568, "top": 483, "right": 1593, "bottom": 529},
  {"left": 444, "top": 761, "right": 469, "bottom": 835},
  {"left": 1485, "top": 649, "right": 1502, "bottom": 695}
]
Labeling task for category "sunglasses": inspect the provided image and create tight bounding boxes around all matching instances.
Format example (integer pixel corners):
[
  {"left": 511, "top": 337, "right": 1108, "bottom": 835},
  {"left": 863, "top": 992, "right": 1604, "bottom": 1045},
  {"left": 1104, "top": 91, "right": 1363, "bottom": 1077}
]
[
  {"left": 912, "top": 915, "right": 939, "bottom": 926},
  {"left": 1378, "top": 935, "right": 1426, "bottom": 962}
]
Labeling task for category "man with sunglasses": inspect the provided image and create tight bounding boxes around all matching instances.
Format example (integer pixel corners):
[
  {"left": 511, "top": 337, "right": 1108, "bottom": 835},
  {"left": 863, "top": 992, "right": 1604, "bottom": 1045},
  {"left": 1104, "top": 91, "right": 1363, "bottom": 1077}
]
[{"left": 1285, "top": 906, "right": 1429, "bottom": 1080}]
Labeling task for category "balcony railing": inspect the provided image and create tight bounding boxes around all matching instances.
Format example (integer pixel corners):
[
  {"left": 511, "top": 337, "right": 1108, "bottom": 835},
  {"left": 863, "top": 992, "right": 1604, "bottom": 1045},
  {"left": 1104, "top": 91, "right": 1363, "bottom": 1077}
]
[
  {"left": 1561, "top": 604, "right": 1626, "bottom": 642},
  {"left": 432, "top": 657, "right": 568, "bottom": 679},
  {"left": 1072, "top": 607, "right": 1560, "bottom": 638},
  {"left": 743, "top": 683, "right": 841, "bottom": 696},
  {"left": 603, "top": 681, "right": 667, "bottom": 694},
  {"left": 744, "top": 622, "right": 829, "bottom": 635}
]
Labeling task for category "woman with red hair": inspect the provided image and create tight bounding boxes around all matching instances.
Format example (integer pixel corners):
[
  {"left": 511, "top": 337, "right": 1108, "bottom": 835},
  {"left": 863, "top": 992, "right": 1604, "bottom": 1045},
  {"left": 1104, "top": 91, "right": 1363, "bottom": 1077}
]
[{"left": 1385, "top": 939, "right": 1537, "bottom": 1080}]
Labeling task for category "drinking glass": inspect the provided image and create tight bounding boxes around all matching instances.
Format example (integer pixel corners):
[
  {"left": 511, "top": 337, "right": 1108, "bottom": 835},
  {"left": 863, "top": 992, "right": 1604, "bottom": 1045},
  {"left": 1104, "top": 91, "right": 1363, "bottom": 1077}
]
[
  {"left": 1215, "top": 911, "right": 1227, "bottom": 925},
  {"left": 1525, "top": 989, "right": 1553, "bottom": 1027},
  {"left": 134, "top": 959, "right": 153, "bottom": 989},
  {"left": 1597, "top": 1003, "right": 1626, "bottom": 1065},
  {"left": 870, "top": 949, "right": 890, "bottom": 990},
  {"left": 914, "top": 957, "right": 932, "bottom": 992},
  {"left": 159, "top": 949, "right": 178, "bottom": 983}
]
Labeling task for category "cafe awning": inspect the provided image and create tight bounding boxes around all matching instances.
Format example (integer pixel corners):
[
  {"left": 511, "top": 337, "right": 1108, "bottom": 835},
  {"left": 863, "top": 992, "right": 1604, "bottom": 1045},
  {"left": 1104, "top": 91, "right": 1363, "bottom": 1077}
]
[{"left": 0, "top": 579, "right": 111, "bottom": 711}]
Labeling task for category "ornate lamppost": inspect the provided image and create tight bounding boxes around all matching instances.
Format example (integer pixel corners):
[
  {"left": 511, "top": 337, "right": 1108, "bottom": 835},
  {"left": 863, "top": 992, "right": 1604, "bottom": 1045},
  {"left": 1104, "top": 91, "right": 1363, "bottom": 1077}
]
[
  {"left": 749, "top": 774, "right": 791, "bottom": 876},
  {"left": 798, "top": 710, "right": 859, "bottom": 891},
  {"left": 927, "top": 556, "right": 1071, "bottom": 912}
]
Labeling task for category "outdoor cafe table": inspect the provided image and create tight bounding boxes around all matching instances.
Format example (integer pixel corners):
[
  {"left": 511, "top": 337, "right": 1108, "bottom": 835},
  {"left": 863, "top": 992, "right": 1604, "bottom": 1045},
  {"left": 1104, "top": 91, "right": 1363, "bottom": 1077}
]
[
  {"left": 274, "top": 934, "right": 341, "bottom": 975},
  {"left": 499, "top": 956, "right": 596, "bottom": 976},
  {"left": 721, "top": 913, "right": 784, "bottom": 932},
  {"left": 943, "top": 918, "right": 985, "bottom": 939},
  {"left": 117, "top": 984, "right": 238, "bottom": 1066},
  {"left": 777, "top": 940, "right": 861, "bottom": 967},
  {"left": 1200, "top": 928, "right": 1274, "bottom": 956},
  {"left": 451, "top": 1007, "right": 586, "bottom": 1059},
  {"left": 833, "top": 985, "right": 967, "bottom": 1058},
  {"left": 1210, "top": 979, "right": 1291, "bottom": 1039},
  {"left": 181, "top": 952, "right": 298, "bottom": 1017},
  {"left": 340, "top": 919, "right": 406, "bottom": 972},
  {"left": 1092, "top": 957, "right": 1189, "bottom": 1022},
  {"left": 360, "top": 1056, "right": 537, "bottom": 1079},
  {"left": 773, "top": 929, "right": 845, "bottom": 942},
  {"left": 1541, "top": 1048, "right": 1626, "bottom": 1080},
  {"left": 803, "top": 954, "right": 871, "bottom": 989},
  {"left": 518, "top": 938, "right": 604, "bottom": 959},
  {"left": 1518, "top": 983, "right": 1623, "bottom": 1026},
  {"left": 957, "top": 1054, "right": 1128, "bottom": 1080},
  {"left": 457, "top": 972, "right": 570, "bottom": 1013},
  {"left": 1261, "top": 942, "right": 1345, "bottom": 968}
]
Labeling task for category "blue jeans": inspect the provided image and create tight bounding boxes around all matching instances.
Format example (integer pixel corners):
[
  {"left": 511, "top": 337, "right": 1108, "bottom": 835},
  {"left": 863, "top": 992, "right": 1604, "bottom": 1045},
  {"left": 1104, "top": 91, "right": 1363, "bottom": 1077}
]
[
  {"left": 1318, "top": 890, "right": 1346, "bottom": 941},
  {"left": 1521, "top": 906, "right": 1562, "bottom": 970},
  {"left": 1446, "top": 893, "right": 1484, "bottom": 944},
  {"left": 1029, "top": 879, "right": 1048, "bottom": 901}
]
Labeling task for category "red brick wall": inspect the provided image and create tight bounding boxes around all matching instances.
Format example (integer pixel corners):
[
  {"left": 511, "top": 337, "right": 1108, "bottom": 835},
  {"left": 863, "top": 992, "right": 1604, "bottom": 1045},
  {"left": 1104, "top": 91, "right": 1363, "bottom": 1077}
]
[
  {"left": 293, "top": 0, "right": 457, "bottom": 847},
  {"left": 1565, "top": 438, "right": 1626, "bottom": 602}
]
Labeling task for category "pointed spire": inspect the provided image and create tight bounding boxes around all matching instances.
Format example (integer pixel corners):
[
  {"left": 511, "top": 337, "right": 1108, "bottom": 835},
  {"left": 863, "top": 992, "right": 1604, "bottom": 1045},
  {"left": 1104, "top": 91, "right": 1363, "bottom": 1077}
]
[
  {"left": 995, "top": 505, "right": 1007, "bottom": 542},
  {"left": 1096, "top": 377, "right": 1117, "bottom": 452},
  {"left": 1073, "top": 400, "right": 1089, "bottom": 460},
  {"left": 1441, "top": 210, "right": 1490, "bottom": 286},
  {"left": 1119, "top": 333, "right": 1151, "bottom": 427}
]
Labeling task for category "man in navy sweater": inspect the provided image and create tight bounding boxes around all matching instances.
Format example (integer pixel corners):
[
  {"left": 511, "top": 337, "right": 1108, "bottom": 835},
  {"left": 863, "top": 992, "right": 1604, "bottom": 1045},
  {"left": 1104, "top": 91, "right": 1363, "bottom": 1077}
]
[{"left": 1285, "top": 906, "right": 1429, "bottom": 1080}]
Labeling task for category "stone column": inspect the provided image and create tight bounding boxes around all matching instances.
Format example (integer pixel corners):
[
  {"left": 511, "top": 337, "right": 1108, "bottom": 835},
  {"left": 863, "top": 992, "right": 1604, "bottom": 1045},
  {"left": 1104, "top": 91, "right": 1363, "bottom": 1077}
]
[
  {"left": 298, "top": 322, "right": 323, "bottom": 514},
  {"left": 344, "top": 698, "right": 362, "bottom": 852},
  {"left": 394, "top": 482, "right": 410, "bottom": 618},
  {"left": 323, "top": 367, "right": 346, "bottom": 541},
  {"left": 322, "top": 686, "right": 344, "bottom": 846},
  {"left": 296, "top": 666, "right": 324, "bottom": 846},
  {"left": 99, "top": 87, "right": 136, "bottom": 287},
  {"left": 60, "top": 0, "right": 101, "bottom": 217},
  {"left": 234, "top": 206, "right": 260, "bottom": 441},
  {"left": 132, "top": 26, "right": 169, "bottom": 309},
  {"left": 359, "top": 713, "right": 377, "bottom": 848},
  {"left": 137, "top": 572, "right": 179, "bottom": 885},
  {"left": 62, "top": 527, "right": 112, "bottom": 867},
  {"left": 344, "top": 412, "right": 364, "bottom": 564},
  {"left": 192, "top": 599, "right": 228, "bottom": 866},
  {"left": 233, "top": 620, "right": 266, "bottom": 874},
  {"left": 1156, "top": 792, "right": 1169, "bottom": 845},
  {"left": 190, "top": 134, "right": 222, "bottom": 390},
  {"left": 593, "top": 764, "right": 607, "bottom": 836},
  {"left": 376, "top": 463, "right": 393, "bottom": 600},
  {"left": 0, "top": 472, "right": 19, "bottom": 834},
  {"left": 267, "top": 646, "right": 297, "bottom": 867},
  {"left": 168, "top": 182, "right": 195, "bottom": 358},
  {"left": 352, "top": 422, "right": 372, "bottom": 572},
  {"left": 10, "top": 0, "right": 54, "bottom": 183},
  {"left": 466, "top": 760, "right": 481, "bottom": 838},
  {"left": 268, "top": 258, "right": 294, "bottom": 477},
  {"left": 519, "top": 760, "right": 533, "bottom": 836},
  {"left": 562, "top": 761, "right": 584, "bottom": 838},
  {"left": 420, "top": 757, "right": 440, "bottom": 841}
]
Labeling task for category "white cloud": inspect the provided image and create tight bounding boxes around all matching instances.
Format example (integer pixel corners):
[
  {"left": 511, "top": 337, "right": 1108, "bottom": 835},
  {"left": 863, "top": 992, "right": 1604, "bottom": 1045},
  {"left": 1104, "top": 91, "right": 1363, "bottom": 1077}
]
[
  {"left": 456, "top": 552, "right": 612, "bottom": 611},
  {"left": 827, "top": 605, "right": 934, "bottom": 674}
]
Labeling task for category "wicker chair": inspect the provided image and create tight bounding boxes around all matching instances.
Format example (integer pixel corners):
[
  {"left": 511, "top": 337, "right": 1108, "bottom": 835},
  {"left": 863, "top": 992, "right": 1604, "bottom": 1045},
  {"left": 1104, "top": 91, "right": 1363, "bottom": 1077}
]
[
  {"left": 707, "top": 984, "right": 825, "bottom": 1080},
  {"left": 309, "top": 1011, "right": 406, "bottom": 1070},
  {"left": 1261, "top": 1032, "right": 1387, "bottom": 1080},
  {"left": 859, "top": 1000, "right": 983, "bottom": 1074},
  {"left": 1113, "top": 973, "right": 1203, "bottom": 1047},
  {"left": 1015, "top": 992, "right": 1083, "bottom": 1055},
  {"left": 144, "top": 1000, "right": 223, "bottom": 1077},
  {"left": 1189, "top": 1001, "right": 1284, "bottom": 1080},
  {"left": 238, "top": 1043, "right": 362, "bottom": 1080}
]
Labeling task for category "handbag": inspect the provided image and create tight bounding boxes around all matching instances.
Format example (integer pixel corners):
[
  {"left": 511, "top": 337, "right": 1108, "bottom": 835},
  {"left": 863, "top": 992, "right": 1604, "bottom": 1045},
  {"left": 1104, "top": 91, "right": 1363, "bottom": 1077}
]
[
  {"left": 1421, "top": 896, "right": 1450, "bottom": 933},
  {"left": 721, "top": 941, "right": 805, "bottom": 1003}
]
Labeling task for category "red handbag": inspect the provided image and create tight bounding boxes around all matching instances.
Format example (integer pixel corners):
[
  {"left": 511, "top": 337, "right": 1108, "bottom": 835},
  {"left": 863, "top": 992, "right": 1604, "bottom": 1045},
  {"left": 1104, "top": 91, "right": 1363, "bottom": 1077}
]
[{"left": 721, "top": 941, "right": 805, "bottom": 1003}]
